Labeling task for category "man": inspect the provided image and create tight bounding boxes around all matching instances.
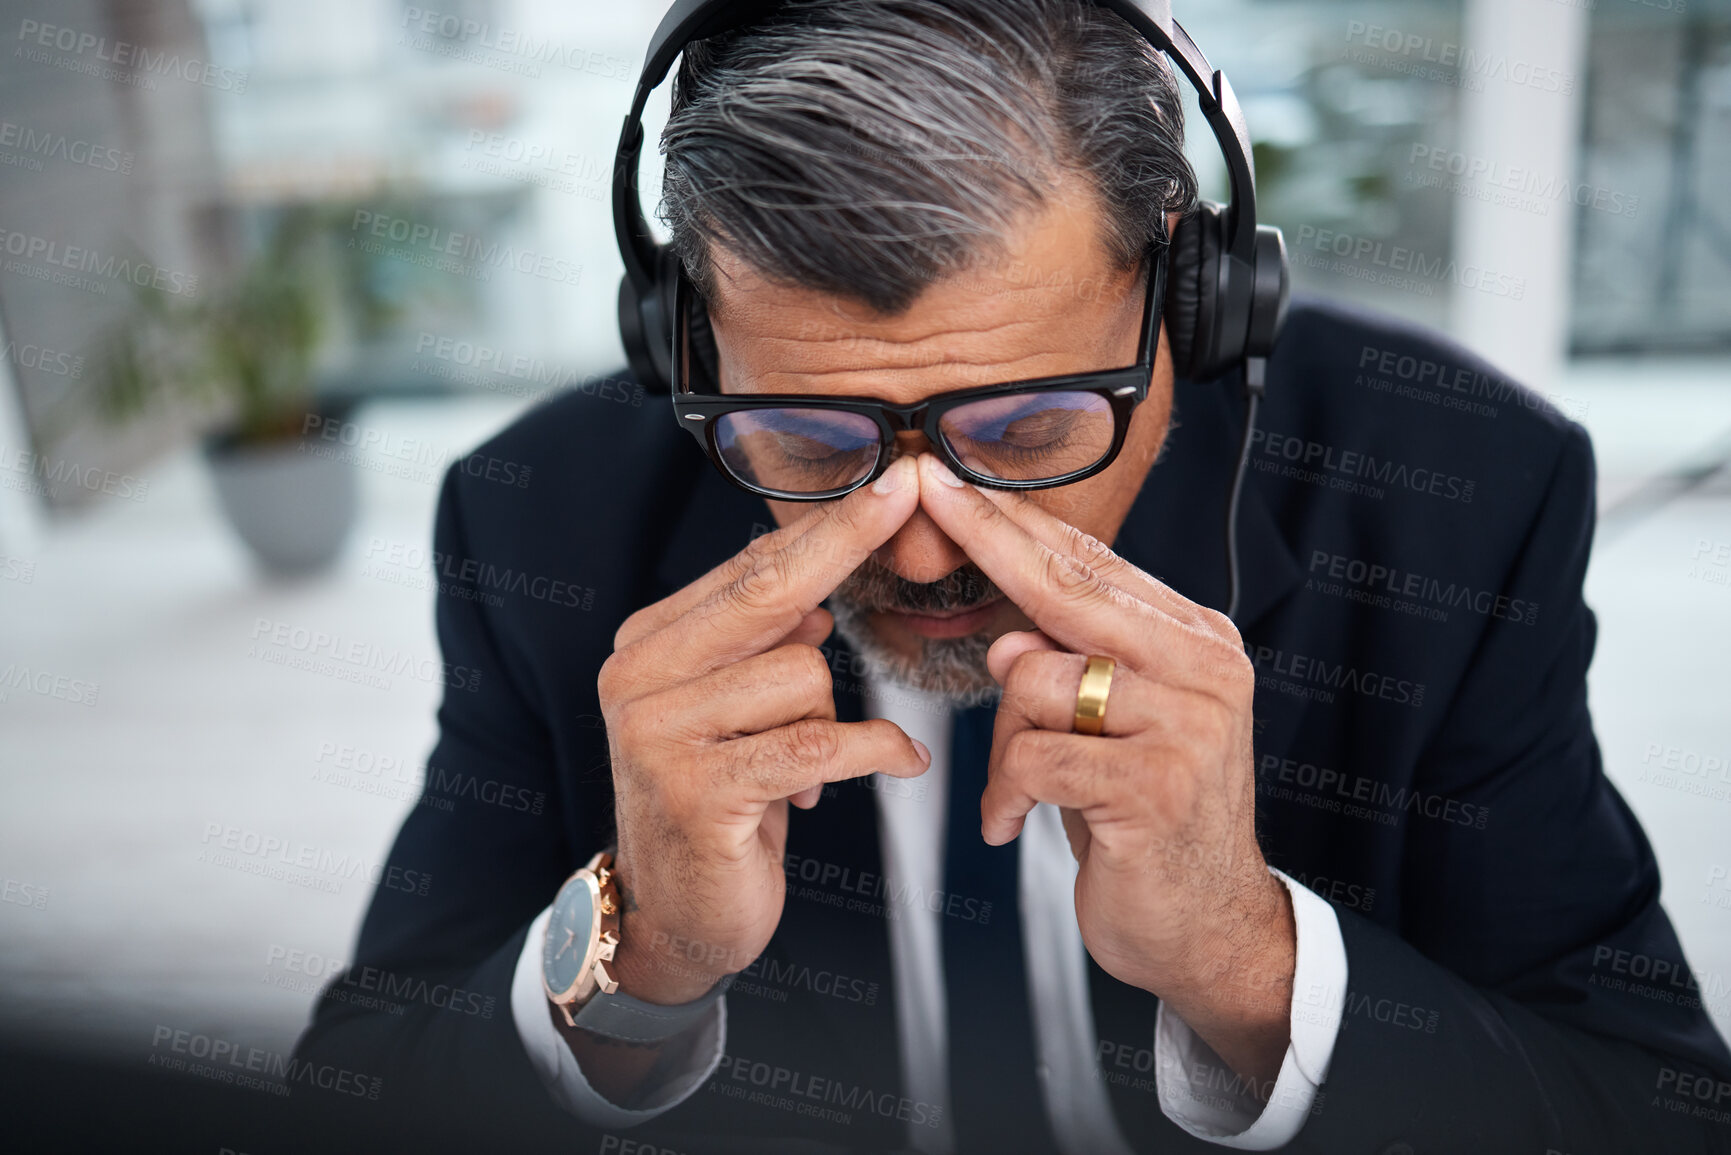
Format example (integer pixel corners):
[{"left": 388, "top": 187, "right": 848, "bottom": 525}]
[{"left": 296, "top": 2, "right": 1731, "bottom": 1152}]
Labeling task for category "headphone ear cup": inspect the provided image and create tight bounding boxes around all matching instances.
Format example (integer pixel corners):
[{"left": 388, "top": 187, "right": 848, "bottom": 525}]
[
  {"left": 616, "top": 249, "right": 681, "bottom": 393},
  {"left": 1164, "top": 202, "right": 1224, "bottom": 382},
  {"left": 651, "top": 247, "right": 681, "bottom": 389},
  {"left": 617, "top": 273, "right": 663, "bottom": 391},
  {"left": 1247, "top": 224, "right": 1291, "bottom": 361}
]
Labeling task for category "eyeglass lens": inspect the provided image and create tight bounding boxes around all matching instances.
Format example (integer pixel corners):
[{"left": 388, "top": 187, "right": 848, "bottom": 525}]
[
  {"left": 938, "top": 391, "right": 1113, "bottom": 483},
  {"left": 713, "top": 408, "right": 883, "bottom": 494},
  {"left": 711, "top": 390, "right": 1115, "bottom": 496}
]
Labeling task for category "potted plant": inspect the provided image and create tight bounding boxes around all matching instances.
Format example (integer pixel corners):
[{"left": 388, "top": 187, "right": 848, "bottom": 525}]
[{"left": 101, "top": 207, "right": 370, "bottom": 575}]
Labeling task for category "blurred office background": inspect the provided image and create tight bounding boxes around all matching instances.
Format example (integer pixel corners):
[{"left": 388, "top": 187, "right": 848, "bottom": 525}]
[{"left": 2, "top": 0, "right": 1729, "bottom": 1071}]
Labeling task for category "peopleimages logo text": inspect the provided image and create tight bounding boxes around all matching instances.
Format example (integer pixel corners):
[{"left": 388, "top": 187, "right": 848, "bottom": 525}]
[
  {"left": 1249, "top": 429, "right": 1476, "bottom": 504},
  {"left": 1307, "top": 549, "right": 1539, "bottom": 626},
  {"left": 1407, "top": 144, "right": 1639, "bottom": 218},
  {"left": 399, "top": 7, "right": 632, "bottom": 79},
  {"left": 1248, "top": 645, "right": 1427, "bottom": 708},
  {"left": 1294, "top": 225, "right": 1526, "bottom": 300},
  {"left": 199, "top": 822, "right": 432, "bottom": 896},
  {"left": 1355, "top": 344, "right": 1589, "bottom": 422},
  {"left": 0, "top": 226, "right": 197, "bottom": 297},
  {"left": 247, "top": 617, "right": 483, "bottom": 692},
  {"left": 15, "top": 19, "right": 250, "bottom": 92},
  {"left": 0, "top": 663, "right": 100, "bottom": 707},
  {"left": 1344, "top": 21, "right": 1576, "bottom": 95},
  {"left": 1258, "top": 754, "right": 1489, "bottom": 829},
  {"left": 148, "top": 1026, "right": 379, "bottom": 1099},
  {"left": 349, "top": 210, "right": 582, "bottom": 286},
  {"left": 0, "top": 117, "right": 133, "bottom": 173}
]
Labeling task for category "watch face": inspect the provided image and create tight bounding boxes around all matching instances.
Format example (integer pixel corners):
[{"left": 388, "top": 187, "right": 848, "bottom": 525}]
[{"left": 544, "top": 873, "right": 598, "bottom": 998}]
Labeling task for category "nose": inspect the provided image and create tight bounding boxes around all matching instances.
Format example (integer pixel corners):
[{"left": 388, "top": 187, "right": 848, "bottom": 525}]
[
  {"left": 873, "top": 441, "right": 969, "bottom": 585},
  {"left": 874, "top": 505, "right": 970, "bottom": 585}
]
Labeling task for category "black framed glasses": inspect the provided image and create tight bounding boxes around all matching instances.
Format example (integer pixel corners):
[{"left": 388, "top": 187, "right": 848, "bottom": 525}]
[{"left": 671, "top": 244, "right": 1167, "bottom": 502}]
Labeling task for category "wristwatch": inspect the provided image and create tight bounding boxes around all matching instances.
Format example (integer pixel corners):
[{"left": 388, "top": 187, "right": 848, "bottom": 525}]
[{"left": 542, "top": 850, "right": 733, "bottom": 1043}]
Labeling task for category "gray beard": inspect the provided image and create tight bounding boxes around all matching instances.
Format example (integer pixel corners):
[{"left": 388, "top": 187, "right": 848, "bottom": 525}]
[
  {"left": 828, "top": 598, "right": 999, "bottom": 708},
  {"left": 825, "top": 561, "right": 1006, "bottom": 710}
]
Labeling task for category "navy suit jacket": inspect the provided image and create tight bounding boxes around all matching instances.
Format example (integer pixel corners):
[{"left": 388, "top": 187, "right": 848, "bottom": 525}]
[{"left": 296, "top": 296, "right": 1731, "bottom": 1154}]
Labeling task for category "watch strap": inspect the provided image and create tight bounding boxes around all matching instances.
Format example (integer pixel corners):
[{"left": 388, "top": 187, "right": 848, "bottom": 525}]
[{"left": 569, "top": 972, "right": 735, "bottom": 1043}]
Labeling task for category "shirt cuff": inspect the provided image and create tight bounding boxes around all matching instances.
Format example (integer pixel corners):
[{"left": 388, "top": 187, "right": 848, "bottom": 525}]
[
  {"left": 1151, "top": 867, "right": 1348, "bottom": 1149},
  {"left": 510, "top": 905, "right": 727, "bottom": 1128}
]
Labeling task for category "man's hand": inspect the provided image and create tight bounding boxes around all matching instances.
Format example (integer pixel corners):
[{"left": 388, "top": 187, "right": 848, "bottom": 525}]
[
  {"left": 597, "top": 453, "right": 931, "bottom": 1006},
  {"left": 914, "top": 452, "right": 1296, "bottom": 1092}
]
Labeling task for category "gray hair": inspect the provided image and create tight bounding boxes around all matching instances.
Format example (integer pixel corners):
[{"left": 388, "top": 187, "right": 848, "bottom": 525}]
[{"left": 659, "top": 0, "right": 1198, "bottom": 315}]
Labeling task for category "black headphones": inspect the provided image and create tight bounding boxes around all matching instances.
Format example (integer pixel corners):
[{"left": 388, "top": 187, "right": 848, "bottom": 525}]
[{"left": 612, "top": 0, "right": 1291, "bottom": 618}]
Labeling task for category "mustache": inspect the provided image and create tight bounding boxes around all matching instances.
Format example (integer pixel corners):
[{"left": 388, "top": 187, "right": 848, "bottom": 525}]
[{"left": 830, "top": 558, "right": 1001, "bottom": 615}]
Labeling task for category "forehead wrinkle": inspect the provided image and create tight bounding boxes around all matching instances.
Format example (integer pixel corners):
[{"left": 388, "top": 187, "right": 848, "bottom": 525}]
[
  {"left": 719, "top": 291, "right": 1136, "bottom": 396},
  {"left": 751, "top": 313, "right": 1048, "bottom": 356},
  {"left": 725, "top": 283, "right": 1114, "bottom": 363},
  {"left": 714, "top": 247, "right": 1107, "bottom": 353},
  {"left": 723, "top": 348, "right": 1089, "bottom": 399},
  {"left": 719, "top": 306, "right": 1090, "bottom": 391}
]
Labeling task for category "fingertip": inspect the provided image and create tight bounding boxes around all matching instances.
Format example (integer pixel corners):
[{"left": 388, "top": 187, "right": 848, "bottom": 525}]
[
  {"left": 911, "top": 738, "right": 931, "bottom": 769},
  {"left": 783, "top": 606, "right": 836, "bottom": 649},
  {"left": 919, "top": 452, "right": 966, "bottom": 491},
  {"left": 986, "top": 629, "right": 1058, "bottom": 683},
  {"left": 870, "top": 454, "right": 919, "bottom": 497}
]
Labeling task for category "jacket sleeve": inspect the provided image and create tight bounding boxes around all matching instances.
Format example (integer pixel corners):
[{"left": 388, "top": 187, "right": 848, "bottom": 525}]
[
  {"left": 290, "top": 460, "right": 609, "bottom": 1148},
  {"left": 1282, "top": 422, "right": 1731, "bottom": 1153}
]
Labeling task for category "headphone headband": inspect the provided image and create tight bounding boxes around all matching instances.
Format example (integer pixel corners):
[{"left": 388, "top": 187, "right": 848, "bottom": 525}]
[
  {"left": 614, "top": 0, "right": 1258, "bottom": 296},
  {"left": 613, "top": 0, "right": 1288, "bottom": 393}
]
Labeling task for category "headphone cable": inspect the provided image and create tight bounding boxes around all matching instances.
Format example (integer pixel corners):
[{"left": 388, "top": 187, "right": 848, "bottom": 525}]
[{"left": 1225, "top": 357, "right": 1267, "bottom": 624}]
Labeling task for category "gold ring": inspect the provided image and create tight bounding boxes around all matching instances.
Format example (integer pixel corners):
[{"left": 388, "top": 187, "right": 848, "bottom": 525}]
[{"left": 1073, "top": 655, "right": 1116, "bottom": 736}]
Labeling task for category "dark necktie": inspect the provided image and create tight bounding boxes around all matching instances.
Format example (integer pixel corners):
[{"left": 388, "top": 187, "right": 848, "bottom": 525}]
[{"left": 942, "top": 699, "right": 1061, "bottom": 1154}]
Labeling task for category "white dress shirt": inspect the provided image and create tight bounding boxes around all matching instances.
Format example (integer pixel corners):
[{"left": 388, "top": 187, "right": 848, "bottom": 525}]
[{"left": 512, "top": 671, "right": 1349, "bottom": 1149}]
